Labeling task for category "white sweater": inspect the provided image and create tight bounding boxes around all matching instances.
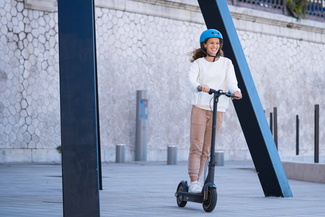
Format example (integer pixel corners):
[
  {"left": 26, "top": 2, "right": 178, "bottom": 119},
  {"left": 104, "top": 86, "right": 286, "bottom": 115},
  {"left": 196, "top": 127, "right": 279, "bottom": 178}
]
[{"left": 188, "top": 57, "right": 240, "bottom": 112}]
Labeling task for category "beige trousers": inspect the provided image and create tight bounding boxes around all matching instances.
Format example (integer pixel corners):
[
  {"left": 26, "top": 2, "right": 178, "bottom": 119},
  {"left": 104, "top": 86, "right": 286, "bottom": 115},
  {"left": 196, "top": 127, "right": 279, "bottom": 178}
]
[{"left": 188, "top": 105, "right": 224, "bottom": 180}]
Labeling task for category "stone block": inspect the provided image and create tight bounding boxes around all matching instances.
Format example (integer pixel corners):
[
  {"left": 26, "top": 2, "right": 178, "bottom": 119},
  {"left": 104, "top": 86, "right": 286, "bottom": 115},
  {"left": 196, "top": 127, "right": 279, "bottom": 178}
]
[{"left": 283, "top": 162, "right": 325, "bottom": 183}]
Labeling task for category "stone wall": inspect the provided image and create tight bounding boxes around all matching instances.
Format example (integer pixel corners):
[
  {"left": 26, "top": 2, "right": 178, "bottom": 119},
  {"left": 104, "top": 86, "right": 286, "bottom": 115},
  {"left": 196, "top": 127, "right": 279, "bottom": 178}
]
[
  {"left": 0, "top": 0, "right": 324, "bottom": 163},
  {"left": 0, "top": 0, "right": 60, "bottom": 162}
]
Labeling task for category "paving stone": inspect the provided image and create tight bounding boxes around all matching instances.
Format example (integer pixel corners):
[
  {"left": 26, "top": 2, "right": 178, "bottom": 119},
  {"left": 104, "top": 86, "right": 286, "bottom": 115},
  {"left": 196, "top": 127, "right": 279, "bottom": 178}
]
[{"left": 0, "top": 161, "right": 325, "bottom": 217}]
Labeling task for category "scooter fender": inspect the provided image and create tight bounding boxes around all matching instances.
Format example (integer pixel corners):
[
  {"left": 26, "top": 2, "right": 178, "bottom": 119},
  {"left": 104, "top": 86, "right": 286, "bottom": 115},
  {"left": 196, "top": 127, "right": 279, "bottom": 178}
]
[
  {"left": 175, "top": 180, "right": 188, "bottom": 195},
  {"left": 203, "top": 182, "right": 217, "bottom": 201}
]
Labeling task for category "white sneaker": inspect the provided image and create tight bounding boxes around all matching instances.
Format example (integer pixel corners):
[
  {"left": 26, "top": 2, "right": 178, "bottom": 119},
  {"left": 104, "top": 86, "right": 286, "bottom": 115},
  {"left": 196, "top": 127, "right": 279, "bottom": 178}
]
[{"left": 188, "top": 181, "right": 202, "bottom": 193}]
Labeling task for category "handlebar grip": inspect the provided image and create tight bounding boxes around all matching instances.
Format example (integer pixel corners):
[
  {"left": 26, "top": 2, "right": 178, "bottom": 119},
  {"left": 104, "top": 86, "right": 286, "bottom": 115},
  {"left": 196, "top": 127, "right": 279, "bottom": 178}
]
[
  {"left": 225, "top": 91, "right": 234, "bottom": 97},
  {"left": 225, "top": 91, "right": 240, "bottom": 98},
  {"left": 209, "top": 88, "right": 217, "bottom": 95}
]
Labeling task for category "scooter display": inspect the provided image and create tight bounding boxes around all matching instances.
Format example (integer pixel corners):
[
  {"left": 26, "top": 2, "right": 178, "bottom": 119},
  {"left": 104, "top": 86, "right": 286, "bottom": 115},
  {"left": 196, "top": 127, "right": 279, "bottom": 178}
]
[{"left": 174, "top": 88, "right": 238, "bottom": 212}]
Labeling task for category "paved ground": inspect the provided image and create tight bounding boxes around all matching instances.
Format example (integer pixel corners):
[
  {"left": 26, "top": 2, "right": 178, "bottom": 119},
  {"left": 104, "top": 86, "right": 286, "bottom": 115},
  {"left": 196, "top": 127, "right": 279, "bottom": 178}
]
[{"left": 0, "top": 160, "right": 325, "bottom": 217}]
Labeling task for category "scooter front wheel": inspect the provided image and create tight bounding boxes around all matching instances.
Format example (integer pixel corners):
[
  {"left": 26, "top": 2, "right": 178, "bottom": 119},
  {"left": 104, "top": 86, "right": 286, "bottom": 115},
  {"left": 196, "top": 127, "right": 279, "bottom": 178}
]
[
  {"left": 203, "top": 188, "right": 217, "bottom": 212},
  {"left": 176, "top": 182, "right": 188, "bottom": 207}
]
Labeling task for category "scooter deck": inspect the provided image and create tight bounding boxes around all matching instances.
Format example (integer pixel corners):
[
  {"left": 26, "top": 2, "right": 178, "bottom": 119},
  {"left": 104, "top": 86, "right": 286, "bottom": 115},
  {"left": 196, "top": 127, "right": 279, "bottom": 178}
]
[{"left": 174, "top": 191, "right": 204, "bottom": 203}]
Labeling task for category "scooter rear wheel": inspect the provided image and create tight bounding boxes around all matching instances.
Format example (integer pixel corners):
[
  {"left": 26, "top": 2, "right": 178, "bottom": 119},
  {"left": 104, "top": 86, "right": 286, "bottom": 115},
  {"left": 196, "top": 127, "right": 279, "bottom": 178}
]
[
  {"left": 203, "top": 188, "right": 217, "bottom": 212},
  {"left": 176, "top": 182, "right": 188, "bottom": 207}
]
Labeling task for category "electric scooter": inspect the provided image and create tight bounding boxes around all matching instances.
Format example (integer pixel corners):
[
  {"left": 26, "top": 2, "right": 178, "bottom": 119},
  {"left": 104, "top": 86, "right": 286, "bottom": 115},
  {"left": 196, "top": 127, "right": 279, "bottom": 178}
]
[{"left": 174, "top": 88, "right": 238, "bottom": 212}]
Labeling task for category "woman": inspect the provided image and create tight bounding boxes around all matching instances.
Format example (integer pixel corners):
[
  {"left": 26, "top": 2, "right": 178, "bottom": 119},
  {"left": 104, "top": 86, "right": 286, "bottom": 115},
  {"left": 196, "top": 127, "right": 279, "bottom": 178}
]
[{"left": 187, "top": 29, "right": 242, "bottom": 193}]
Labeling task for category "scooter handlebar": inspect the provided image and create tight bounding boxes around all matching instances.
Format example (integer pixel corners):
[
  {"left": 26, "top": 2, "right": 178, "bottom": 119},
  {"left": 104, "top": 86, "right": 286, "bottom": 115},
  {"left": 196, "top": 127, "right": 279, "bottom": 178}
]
[
  {"left": 208, "top": 88, "right": 239, "bottom": 98},
  {"left": 197, "top": 86, "right": 239, "bottom": 98}
]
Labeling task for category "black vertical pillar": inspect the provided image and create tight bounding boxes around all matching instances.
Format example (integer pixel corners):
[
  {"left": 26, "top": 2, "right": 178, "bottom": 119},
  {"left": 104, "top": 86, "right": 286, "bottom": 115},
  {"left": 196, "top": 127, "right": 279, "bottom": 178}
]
[
  {"left": 314, "top": 104, "right": 319, "bottom": 163},
  {"left": 296, "top": 115, "right": 299, "bottom": 156},
  {"left": 197, "top": 0, "right": 292, "bottom": 197},
  {"left": 270, "top": 112, "right": 273, "bottom": 134},
  {"left": 58, "top": 0, "right": 100, "bottom": 216},
  {"left": 273, "top": 107, "right": 278, "bottom": 149}
]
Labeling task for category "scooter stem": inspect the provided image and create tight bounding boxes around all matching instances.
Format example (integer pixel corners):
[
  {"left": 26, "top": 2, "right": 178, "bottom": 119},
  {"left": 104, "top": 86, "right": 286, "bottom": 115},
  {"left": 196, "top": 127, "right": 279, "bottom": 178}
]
[{"left": 205, "top": 91, "right": 221, "bottom": 184}]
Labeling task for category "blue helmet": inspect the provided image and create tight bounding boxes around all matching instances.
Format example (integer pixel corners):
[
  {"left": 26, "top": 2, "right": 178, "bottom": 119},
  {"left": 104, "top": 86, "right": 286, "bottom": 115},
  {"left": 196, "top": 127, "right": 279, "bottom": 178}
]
[{"left": 199, "top": 29, "right": 223, "bottom": 44}]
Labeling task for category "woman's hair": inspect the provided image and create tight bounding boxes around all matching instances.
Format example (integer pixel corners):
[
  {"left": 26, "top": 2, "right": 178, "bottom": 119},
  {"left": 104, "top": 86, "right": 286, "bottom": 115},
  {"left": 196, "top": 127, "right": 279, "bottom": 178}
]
[{"left": 189, "top": 39, "right": 224, "bottom": 63}]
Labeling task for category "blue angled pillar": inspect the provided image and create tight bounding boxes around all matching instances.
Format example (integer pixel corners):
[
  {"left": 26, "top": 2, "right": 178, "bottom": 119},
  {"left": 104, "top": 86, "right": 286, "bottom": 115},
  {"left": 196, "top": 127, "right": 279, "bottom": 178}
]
[{"left": 198, "top": 0, "right": 292, "bottom": 197}]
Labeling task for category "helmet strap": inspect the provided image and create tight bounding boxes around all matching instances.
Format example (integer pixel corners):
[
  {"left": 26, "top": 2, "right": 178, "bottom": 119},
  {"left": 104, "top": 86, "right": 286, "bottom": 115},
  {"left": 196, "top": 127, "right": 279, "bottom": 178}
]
[{"left": 201, "top": 48, "right": 219, "bottom": 62}]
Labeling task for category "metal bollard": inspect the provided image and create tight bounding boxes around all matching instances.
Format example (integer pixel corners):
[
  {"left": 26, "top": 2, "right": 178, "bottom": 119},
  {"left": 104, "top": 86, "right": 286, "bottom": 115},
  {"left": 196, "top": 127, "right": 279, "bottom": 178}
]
[
  {"left": 116, "top": 144, "right": 125, "bottom": 163},
  {"left": 215, "top": 150, "right": 224, "bottom": 166},
  {"left": 167, "top": 146, "right": 177, "bottom": 165},
  {"left": 135, "top": 90, "right": 148, "bottom": 161}
]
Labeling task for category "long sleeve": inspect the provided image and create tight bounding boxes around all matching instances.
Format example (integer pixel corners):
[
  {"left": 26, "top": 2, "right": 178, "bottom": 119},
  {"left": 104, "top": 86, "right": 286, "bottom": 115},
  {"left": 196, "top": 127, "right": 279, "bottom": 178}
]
[
  {"left": 226, "top": 60, "right": 241, "bottom": 93},
  {"left": 188, "top": 61, "right": 200, "bottom": 92}
]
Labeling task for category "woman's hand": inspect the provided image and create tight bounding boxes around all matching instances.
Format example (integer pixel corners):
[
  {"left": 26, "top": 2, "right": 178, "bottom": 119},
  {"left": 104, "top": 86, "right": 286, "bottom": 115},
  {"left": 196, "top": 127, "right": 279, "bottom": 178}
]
[
  {"left": 200, "top": 85, "right": 210, "bottom": 93},
  {"left": 233, "top": 91, "right": 242, "bottom": 100}
]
